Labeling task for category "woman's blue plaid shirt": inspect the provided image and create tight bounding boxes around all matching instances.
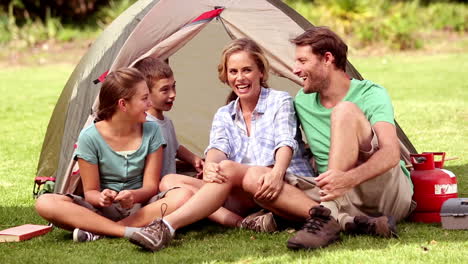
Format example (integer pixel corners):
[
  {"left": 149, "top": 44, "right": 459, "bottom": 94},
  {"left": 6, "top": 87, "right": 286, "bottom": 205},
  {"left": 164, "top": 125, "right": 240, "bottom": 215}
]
[{"left": 205, "top": 87, "right": 314, "bottom": 177}]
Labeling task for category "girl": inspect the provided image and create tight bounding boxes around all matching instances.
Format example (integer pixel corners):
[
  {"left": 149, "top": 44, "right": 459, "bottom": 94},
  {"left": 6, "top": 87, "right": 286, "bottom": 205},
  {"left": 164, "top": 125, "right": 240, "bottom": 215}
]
[{"left": 35, "top": 68, "right": 193, "bottom": 242}]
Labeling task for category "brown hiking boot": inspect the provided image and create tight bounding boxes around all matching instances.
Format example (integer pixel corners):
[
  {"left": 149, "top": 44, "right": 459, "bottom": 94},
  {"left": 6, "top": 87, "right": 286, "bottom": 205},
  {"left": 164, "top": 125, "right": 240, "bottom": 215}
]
[
  {"left": 345, "top": 215, "right": 398, "bottom": 238},
  {"left": 129, "top": 218, "right": 172, "bottom": 252},
  {"left": 240, "top": 209, "right": 277, "bottom": 233},
  {"left": 287, "top": 205, "right": 341, "bottom": 250}
]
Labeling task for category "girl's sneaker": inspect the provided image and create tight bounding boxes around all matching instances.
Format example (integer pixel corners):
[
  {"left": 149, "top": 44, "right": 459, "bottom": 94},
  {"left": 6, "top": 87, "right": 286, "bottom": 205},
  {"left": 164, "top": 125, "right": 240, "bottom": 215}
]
[{"left": 73, "top": 228, "right": 103, "bottom": 242}]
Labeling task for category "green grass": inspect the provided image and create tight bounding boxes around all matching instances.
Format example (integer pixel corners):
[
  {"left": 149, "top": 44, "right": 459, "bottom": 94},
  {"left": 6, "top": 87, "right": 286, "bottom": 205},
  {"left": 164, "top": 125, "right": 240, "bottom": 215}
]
[
  {"left": 0, "top": 52, "right": 467, "bottom": 263},
  {"left": 349, "top": 52, "right": 468, "bottom": 192}
]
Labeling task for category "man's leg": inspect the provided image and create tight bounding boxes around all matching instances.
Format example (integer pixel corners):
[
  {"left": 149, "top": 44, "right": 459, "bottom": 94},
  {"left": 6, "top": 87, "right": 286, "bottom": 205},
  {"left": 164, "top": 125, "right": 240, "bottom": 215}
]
[
  {"left": 322, "top": 102, "right": 375, "bottom": 227},
  {"left": 328, "top": 101, "right": 373, "bottom": 171},
  {"left": 326, "top": 102, "right": 409, "bottom": 236},
  {"left": 286, "top": 102, "right": 380, "bottom": 250},
  {"left": 354, "top": 162, "right": 413, "bottom": 222}
]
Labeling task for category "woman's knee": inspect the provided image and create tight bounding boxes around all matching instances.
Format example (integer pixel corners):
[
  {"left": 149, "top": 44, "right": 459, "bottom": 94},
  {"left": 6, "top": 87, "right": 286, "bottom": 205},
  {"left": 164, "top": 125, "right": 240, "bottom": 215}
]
[
  {"left": 219, "top": 160, "right": 248, "bottom": 185},
  {"left": 242, "top": 167, "right": 268, "bottom": 194},
  {"left": 218, "top": 160, "right": 237, "bottom": 174}
]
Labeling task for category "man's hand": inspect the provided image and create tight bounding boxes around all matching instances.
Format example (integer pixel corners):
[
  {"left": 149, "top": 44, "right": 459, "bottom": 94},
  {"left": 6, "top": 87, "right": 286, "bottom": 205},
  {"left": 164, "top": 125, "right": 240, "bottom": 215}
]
[
  {"left": 99, "top": 189, "right": 117, "bottom": 207},
  {"left": 315, "top": 169, "right": 357, "bottom": 202},
  {"left": 192, "top": 156, "right": 205, "bottom": 179},
  {"left": 114, "top": 190, "right": 134, "bottom": 209},
  {"left": 203, "top": 162, "right": 227, "bottom": 183},
  {"left": 254, "top": 170, "right": 284, "bottom": 201}
]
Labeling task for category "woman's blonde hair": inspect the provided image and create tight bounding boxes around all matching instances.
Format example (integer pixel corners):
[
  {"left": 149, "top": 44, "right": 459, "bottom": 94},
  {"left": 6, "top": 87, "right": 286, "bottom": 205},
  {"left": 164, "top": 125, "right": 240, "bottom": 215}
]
[{"left": 217, "top": 38, "right": 270, "bottom": 104}]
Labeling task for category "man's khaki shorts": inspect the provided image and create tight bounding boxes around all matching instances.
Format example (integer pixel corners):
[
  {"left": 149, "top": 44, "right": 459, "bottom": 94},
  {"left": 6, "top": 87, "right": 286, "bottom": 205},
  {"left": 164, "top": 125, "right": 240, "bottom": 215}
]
[{"left": 287, "top": 128, "right": 414, "bottom": 224}]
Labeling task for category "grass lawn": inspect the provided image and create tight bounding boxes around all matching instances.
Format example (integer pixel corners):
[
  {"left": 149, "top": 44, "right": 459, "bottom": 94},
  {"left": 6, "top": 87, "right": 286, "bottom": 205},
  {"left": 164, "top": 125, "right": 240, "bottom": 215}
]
[{"left": 0, "top": 52, "right": 467, "bottom": 263}]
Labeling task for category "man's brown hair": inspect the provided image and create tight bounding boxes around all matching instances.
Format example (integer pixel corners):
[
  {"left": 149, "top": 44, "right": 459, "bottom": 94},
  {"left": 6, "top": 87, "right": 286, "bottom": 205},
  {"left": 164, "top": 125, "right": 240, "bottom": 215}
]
[
  {"left": 133, "top": 57, "right": 173, "bottom": 91},
  {"left": 291, "top": 26, "right": 348, "bottom": 71}
]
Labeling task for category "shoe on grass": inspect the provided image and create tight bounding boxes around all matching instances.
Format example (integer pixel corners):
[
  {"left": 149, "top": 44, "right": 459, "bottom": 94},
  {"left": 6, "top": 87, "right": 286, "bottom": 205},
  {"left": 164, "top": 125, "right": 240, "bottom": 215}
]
[
  {"left": 129, "top": 218, "right": 172, "bottom": 252},
  {"left": 240, "top": 209, "right": 277, "bottom": 233},
  {"left": 345, "top": 215, "right": 397, "bottom": 238},
  {"left": 73, "top": 228, "right": 102, "bottom": 242},
  {"left": 287, "top": 205, "right": 341, "bottom": 250}
]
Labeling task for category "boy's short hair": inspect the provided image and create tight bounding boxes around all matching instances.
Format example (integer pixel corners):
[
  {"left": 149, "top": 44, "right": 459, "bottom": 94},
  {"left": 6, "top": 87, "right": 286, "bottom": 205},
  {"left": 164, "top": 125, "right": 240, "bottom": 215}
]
[{"left": 133, "top": 57, "right": 173, "bottom": 90}]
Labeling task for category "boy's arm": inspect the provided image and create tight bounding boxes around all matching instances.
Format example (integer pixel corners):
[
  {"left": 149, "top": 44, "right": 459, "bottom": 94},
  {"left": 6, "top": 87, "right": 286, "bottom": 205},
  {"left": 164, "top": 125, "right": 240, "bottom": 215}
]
[{"left": 177, "top": 145, "right": 204, "bottom": 175}]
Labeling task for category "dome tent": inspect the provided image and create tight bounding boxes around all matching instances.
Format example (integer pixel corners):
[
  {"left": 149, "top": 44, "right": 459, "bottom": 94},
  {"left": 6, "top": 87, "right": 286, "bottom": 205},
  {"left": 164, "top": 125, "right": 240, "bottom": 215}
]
[{"left": 36, "top": 0, "right": 416, "bottom": 194}]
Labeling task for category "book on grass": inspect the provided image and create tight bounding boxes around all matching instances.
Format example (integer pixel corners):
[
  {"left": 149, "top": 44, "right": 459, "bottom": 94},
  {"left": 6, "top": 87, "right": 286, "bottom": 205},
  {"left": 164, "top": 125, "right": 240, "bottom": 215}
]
[{"left": 0, "top": 224, "right": 52, "bottom": 242}]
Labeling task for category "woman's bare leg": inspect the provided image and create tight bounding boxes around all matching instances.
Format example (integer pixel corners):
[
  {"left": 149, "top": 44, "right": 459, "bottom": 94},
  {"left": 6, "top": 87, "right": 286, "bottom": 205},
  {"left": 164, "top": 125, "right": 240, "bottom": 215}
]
[
  {"left": 161, "top": 174, "right": 255, "bottom": 227},
  {"left": 242, "top": 166, "right": 318, "bottom": 220},
  {"left": 163, "top": 161, "right": 253, "bottom": 229}
]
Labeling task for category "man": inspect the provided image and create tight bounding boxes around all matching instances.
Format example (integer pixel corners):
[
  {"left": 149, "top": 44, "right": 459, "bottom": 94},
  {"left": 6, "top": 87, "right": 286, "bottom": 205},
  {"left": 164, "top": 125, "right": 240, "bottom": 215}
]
[{"left": 286, "top": 27, "right": 414, "bottom": 250}]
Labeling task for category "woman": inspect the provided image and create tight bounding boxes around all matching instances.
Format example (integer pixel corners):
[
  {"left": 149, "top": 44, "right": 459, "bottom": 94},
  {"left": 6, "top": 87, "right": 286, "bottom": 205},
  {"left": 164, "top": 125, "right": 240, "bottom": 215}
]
[
  {"left": 35, "top": 68, "right": 193, "bottom": 242},
  {"left": 130, "top": 38, "right": 318, "bottom": 252}
]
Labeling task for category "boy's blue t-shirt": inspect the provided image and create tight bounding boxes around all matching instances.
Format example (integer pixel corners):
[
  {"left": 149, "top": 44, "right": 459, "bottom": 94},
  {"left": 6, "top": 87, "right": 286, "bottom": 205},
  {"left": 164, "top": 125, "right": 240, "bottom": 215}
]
[{"left": 75, "top": 121, "right": 165, "bottom": 192}]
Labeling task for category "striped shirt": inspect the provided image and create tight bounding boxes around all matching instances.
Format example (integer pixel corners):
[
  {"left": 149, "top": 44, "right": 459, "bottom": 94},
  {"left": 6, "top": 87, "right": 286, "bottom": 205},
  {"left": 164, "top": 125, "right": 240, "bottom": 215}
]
[{"left": 205, "top": 87, "right": 314, "bottom": 177}]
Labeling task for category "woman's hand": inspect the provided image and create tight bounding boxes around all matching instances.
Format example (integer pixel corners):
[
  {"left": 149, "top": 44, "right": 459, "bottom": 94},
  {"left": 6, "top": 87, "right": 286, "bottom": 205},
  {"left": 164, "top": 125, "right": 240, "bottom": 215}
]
[
  {"left": 254, "top": 170, "right": 284, "bottom": 201},
  {"left": 114, "top": 190, "right": 135, "bottom": 209},
  {"left": 203, "top": 162, "right": 227, "bottom": 183},
  {"left": 99, "top": 189, "right": 117, "bottom": 207}
]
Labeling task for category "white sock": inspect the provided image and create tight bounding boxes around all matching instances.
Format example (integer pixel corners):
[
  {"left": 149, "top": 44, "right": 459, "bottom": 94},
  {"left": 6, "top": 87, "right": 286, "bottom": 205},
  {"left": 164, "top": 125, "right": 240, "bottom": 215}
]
[
  {"left": 162, "top": 219, "right": 176, "bottom": 237},
  {"left": 320, "top": 201, "right": 339, "bottom": 220},
  {"left": 123, "top": 227, "right": 141, "bottom": 238}
]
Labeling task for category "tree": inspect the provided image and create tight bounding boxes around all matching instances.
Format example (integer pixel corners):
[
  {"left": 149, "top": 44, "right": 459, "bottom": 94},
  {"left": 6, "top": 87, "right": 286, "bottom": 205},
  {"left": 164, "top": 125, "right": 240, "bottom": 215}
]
[{"left": 1, "top": 0, "right": 111, "bottom": 21}]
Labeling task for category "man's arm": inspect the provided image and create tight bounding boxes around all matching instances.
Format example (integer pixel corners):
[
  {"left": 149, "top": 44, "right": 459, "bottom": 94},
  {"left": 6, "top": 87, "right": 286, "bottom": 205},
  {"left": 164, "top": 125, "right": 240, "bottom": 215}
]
[
  {"left": 347, "top": 121, "right": 400, "bottom": 183},
  {"left": 317, "top": 121, "right": 400, "bottom": 201}
]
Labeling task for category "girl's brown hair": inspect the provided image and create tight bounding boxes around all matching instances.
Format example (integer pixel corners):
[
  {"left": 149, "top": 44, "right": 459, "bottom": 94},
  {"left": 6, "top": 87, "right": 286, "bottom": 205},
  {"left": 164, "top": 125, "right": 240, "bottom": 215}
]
[
  {"left": 217, "top": 38, "right": 270, "bottom": 104},
  {"left": 96, "top": 68, "right": 145, "bottom": 121}
]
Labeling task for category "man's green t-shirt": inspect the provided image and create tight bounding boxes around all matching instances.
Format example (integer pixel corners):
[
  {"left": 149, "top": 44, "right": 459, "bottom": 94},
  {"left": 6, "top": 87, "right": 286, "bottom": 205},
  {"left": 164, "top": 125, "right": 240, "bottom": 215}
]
[{"left": 294, "top": 79, "right": 410, "bottom": 179}]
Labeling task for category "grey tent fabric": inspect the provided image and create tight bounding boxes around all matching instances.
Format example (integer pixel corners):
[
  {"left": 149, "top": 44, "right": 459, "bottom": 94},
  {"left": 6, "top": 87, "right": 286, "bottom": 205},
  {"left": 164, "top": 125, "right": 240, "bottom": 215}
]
[
  {"left": 36, "top": 0, "right": 416, "bottom": 194},
  {"left": 37, "top": 0, "right": 159, "bottom": 193}
]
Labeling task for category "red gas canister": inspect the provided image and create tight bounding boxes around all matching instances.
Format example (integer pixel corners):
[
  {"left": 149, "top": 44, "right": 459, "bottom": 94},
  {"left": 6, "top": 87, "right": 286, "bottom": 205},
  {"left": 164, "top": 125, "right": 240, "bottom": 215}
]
[{"left": 409, "top": 152, "right": 458, "bottom": 223}]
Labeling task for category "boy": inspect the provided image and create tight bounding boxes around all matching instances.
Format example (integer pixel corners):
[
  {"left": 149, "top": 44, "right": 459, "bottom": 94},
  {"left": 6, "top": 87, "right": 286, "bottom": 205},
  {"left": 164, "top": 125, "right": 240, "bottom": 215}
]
[{"left": 134, "top": 57, "right": 204, "bottom": 177}]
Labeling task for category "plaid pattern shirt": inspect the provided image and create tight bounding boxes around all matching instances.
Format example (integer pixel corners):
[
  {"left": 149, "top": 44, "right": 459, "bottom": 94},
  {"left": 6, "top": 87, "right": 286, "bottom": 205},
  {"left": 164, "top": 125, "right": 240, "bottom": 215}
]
[{"left": 205, "top": 88, "right": 314, "bottom": 177}]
